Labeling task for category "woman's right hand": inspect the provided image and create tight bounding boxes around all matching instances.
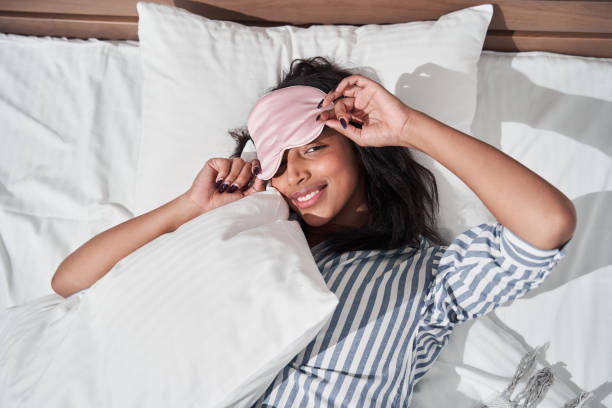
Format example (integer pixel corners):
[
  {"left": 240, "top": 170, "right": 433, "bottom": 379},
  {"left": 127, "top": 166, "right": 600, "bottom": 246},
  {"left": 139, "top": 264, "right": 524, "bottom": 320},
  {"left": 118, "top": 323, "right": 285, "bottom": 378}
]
[{"left": 184, "top": 157, "right": 267, "bottom": 215}]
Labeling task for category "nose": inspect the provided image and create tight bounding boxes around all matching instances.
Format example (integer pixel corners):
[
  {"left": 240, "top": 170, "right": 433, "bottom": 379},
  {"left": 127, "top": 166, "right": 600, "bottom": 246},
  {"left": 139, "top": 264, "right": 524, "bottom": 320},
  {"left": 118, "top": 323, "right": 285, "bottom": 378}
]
[{"left": 285, "top": 149, "right": 309, "bottom": 186}]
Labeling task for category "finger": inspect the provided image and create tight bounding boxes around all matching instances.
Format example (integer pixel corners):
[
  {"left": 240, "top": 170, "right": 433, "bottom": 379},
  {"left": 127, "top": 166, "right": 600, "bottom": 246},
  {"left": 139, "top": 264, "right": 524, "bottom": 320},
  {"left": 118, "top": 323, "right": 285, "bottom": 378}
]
[
  {"left": 316, "top": 107, "right": 336, "bottom": 123},
  {"left": 321, "top": 75, "right": 370, "bottom": 108},
  {"left": 255, "top": 176, "right": 267, "bottom": 191},
  {"left": 337, "top": 74, "right": 372, "bottom": 94},
  {"left": 220, "top": 157, "right": 245, "bottom": 193},
  {"left": 316, "top": 96, "right": 355, "bottom": 123},
  {"left": 318, "top": 99, "right": 364, "bottom": 128},
  {"left": 251, "top": 159, "right": 262, "bottom": 177},
  {"left": 246, "top": 176, "right": 267, "bottom": 195},
  {"left": 332, "top": 97, "right": 357, "bottom": 129},
  {"left": 240, "top": 159, "right": 261, "bottom": 192},
  {"left": 229, "top": 161, "right": 252, "bottom": 193},
  {"left": 324, "top": 115, "right": 365, "bottom": 146},
  {"left": 208, "top": 157, "right": 232, "bottom": 188},
  {"left": 335, "top": 85, "right": 360, "bottom": 99}
]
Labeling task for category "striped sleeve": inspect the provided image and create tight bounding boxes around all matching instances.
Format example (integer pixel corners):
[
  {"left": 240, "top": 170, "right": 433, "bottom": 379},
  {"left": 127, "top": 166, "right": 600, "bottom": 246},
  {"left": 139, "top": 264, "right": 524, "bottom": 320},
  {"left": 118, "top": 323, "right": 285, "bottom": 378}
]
[{"left": 422, "top": 222, "right": 571, "bottom": 327}]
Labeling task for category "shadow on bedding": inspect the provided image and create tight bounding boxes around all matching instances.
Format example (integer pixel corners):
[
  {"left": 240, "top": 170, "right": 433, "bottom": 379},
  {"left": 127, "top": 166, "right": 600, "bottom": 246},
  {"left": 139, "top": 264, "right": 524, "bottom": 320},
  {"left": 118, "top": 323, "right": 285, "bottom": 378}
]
[
  {"left": 470, "top": 55, "right": 612, "bottom": 159},
  {"left": 392, "top": 58, "right": 612, "bottom": 298},
  {"left": 393, "top": 59, "right": 612, "bottom": 407},
  {"left": 522, "top": 191, "right": 612, "bottom": 299}
]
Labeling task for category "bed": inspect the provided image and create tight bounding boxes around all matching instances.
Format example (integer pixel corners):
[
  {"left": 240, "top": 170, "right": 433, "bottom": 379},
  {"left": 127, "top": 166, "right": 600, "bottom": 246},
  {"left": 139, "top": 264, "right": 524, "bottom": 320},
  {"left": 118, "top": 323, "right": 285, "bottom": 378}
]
[{"left": 1, "top": 1, "right": 611, "bottom": 407}]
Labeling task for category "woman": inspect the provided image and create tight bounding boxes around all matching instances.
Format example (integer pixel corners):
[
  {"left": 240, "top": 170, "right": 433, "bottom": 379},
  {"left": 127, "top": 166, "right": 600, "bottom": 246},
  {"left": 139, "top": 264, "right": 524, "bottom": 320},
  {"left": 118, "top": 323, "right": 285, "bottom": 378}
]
[{"left": 52, "top": 57, "right": 576, "bottom": 406}]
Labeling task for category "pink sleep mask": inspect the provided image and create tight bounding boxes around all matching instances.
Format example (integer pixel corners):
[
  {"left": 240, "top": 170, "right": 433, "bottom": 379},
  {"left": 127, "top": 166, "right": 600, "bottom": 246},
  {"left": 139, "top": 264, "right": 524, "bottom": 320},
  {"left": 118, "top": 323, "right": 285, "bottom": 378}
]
[{"left": 247, "top": 85, "right": 335, "bottom": 180}]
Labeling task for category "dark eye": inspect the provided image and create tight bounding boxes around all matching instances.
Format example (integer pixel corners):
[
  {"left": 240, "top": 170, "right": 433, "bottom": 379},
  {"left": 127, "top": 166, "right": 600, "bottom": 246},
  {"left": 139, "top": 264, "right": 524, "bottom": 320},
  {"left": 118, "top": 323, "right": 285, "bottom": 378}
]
[{"left": 306, "top": 145, "right": 325, "bottom": 153}]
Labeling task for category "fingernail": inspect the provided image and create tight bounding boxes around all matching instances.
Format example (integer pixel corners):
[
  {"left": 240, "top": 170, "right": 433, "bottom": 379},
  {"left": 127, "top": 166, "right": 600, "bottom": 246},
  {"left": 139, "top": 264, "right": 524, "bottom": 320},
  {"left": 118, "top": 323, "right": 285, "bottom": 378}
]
[
  {"left": 315, "top": 114, "right": 320, "bottom": 122},
  {"left": 215, "top": 179, "right": 223, "bottom": 189},
  {"left": 219, "top": 183, "right": 229, "bottom": 193},
  {"left": 228, "top": 184, "right": 238, "bottom": 193},
  {"left": 317, "top": 99, "right": 323, "bottom": 109},
  {"left": 340, "top": 118, "right": 347, "bottom": 129},
  {"left": 254, "top": 167, "right": 261, "bottom": 176}
]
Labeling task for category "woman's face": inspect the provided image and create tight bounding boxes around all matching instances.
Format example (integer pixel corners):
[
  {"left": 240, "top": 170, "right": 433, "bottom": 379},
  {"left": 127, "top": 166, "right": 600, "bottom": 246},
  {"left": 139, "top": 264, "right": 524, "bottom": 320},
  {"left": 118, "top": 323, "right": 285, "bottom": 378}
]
[{"left": 270, "top": 127, "right": 368, "bottom": 229}]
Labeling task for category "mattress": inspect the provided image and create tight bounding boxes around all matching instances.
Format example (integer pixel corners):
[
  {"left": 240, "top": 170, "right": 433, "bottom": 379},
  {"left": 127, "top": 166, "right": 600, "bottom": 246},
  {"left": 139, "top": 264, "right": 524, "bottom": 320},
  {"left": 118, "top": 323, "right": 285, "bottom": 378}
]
[{"left": 0, "top": 32, "right": 610, "bottom": 406}]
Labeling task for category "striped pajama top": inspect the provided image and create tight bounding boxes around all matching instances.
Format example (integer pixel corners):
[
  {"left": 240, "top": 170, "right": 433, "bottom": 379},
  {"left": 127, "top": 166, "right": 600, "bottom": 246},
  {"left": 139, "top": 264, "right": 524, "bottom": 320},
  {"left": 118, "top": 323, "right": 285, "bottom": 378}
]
[{"left": 252, "top": 222, "right": 570, "bottom": 408}]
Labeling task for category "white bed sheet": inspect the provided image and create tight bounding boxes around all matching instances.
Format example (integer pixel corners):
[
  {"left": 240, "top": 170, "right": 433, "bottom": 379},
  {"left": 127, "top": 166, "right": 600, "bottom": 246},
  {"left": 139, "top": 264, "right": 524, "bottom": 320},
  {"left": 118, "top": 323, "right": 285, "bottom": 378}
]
[
  {"left": 0, "top": 34, "right": 610, "bottom": 406},
  {"left": 479, "top": 50, "right": 612, "bottom": 406},
  {"left": 412, "top": 50, "right": 612, "bottom": 407},
  {"left": 480, "top": 51, "right": 612, "bottom": 406}
]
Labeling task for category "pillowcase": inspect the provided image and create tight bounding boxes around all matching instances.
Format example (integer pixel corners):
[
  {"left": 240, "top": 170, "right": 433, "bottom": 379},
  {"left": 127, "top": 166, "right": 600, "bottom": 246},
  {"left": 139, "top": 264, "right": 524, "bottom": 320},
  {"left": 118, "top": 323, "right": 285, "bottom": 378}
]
[
  {"left": 0, "top": 189, "right": 338, "bottom": 408},
  {"left": 134, "top": 1, "right": 494, "bottom": 231}
]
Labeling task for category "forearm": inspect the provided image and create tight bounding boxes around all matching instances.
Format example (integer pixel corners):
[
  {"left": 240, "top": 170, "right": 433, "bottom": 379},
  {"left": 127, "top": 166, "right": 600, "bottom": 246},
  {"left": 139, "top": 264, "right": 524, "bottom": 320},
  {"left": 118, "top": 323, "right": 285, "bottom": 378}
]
[
  {"left": 402, "top": 109, "right": 576, "bottom": 250},
  {"left": 52, "top": 193, "right": 203, "bottom": 297}
]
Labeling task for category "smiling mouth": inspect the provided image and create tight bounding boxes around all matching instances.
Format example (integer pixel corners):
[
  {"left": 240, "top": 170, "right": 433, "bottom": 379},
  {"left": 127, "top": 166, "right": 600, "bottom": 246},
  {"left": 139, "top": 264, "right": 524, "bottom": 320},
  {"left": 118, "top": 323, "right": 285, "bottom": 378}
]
[{"left": 293, "top": 185, "right": 327, "bottom": 209}]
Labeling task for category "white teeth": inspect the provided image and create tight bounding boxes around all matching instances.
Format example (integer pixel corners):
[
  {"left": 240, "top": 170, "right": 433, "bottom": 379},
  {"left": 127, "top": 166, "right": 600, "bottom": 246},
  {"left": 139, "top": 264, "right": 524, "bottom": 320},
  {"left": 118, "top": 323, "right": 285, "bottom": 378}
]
[{"left": 297, "top": 189, "right": 320, "bottom": 202}]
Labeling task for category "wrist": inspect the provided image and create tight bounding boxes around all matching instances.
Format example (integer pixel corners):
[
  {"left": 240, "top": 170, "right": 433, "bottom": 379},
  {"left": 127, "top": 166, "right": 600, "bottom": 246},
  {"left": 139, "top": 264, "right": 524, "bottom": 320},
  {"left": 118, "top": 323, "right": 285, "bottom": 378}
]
[
  {"left": 166, "top": 193, "right": 207, "bottom": 232},
  {"left": 399, "top": 106, "right": 421, "bottom": 150},
  {"left": 400, "top": 107, "right": 433, "bottom": 151}
]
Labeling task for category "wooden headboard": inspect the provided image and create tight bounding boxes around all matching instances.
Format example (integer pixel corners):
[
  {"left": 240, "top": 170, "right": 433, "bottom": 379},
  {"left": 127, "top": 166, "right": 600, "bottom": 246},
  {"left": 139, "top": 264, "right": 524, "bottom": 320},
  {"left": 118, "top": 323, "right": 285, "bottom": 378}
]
[{"left": 1, "top": 0, "right": 611, "bottom": 58}]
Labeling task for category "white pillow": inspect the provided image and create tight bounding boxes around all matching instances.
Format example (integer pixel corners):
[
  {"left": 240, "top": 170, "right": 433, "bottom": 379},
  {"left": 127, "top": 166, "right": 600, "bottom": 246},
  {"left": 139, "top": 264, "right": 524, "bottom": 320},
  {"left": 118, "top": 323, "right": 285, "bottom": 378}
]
[
  {"left": 0, "top": 189, "right": 338, "bottom": 408},
  {"left": 134, "top": 2, "right": 494, "bottom": 224}
]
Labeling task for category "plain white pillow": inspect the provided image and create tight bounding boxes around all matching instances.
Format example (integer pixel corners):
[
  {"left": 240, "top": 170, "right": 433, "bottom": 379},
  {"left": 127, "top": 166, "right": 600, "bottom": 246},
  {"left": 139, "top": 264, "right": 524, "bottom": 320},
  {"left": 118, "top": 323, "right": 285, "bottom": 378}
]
[
  {"left": 134, "top": 1, "right": 494, "bottom": 234},
  {"left": 0, "top": 34, "right": 141, "bottom": 309},
  {"left": 0, "top": 189, "right": 338, "bottom": 408}
]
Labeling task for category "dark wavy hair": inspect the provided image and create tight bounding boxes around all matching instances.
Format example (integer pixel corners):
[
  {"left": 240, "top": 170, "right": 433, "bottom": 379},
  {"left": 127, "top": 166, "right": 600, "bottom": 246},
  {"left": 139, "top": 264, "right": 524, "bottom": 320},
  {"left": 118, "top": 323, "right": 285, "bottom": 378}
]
[{"left": 228, "top": 56, "right": 444, "bottom": 256}]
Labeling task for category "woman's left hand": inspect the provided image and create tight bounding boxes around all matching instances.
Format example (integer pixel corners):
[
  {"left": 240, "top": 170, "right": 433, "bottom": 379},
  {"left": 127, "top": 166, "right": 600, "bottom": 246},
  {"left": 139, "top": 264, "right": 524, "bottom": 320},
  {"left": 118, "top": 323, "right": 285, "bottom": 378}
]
[
  {"left": 317, "top": 74, "right": 417, "bottom": 148},
  {"left": 185, "top": 157, "right": 266, "bottom": 215}
]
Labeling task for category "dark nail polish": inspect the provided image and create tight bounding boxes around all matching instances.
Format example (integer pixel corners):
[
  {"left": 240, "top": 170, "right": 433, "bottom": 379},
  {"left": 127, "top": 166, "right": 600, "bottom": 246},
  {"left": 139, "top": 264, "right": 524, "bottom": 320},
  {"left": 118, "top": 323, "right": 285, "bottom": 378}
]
[
  {"left": 317, "top": 99, "right": 323, "bottom": 109},
  {"left": 315, "top": 114, "right": 320, "bottom": 122},
  {"left": 215, "top": 179, "right": 223, "bottom": 189},
  {"left": 219, "top": 183, "right": 229, "bottom": 193},
  {"left": 340, "top": 118, "right": 347, "bottom": 129},
  {"left": 228, "top": 184, "right": 238, "bottom": 193},
  {"left": 254, "top": 167, "right": 261, "bottom": 176}
]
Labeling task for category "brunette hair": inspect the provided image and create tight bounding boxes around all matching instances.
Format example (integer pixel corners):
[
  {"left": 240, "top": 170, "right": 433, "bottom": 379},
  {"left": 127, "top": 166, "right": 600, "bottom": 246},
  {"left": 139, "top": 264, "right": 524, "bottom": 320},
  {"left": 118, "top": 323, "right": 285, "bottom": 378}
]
[{"left": 228, "top": 56, "right": 443, "bottom": 256}]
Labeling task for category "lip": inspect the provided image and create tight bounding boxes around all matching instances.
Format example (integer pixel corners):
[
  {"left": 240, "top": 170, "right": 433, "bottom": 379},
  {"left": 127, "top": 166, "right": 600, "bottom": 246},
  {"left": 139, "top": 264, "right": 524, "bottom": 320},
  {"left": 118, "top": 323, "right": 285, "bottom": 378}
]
[
  {"left": 291, "top": 184, "right": 327, "bottom": 200},
  {"left": 292, "top": 185, "right": 327, "bottom": 209}
]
